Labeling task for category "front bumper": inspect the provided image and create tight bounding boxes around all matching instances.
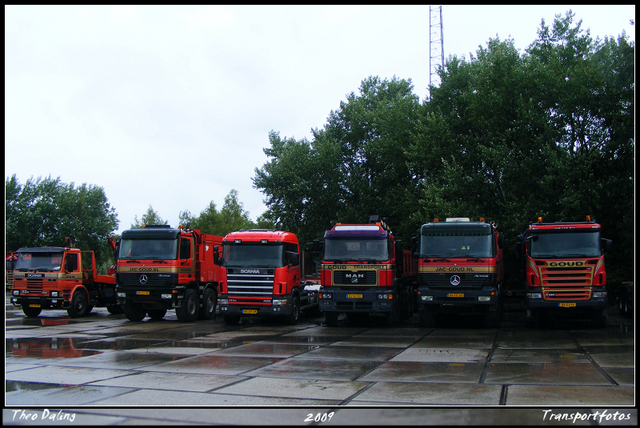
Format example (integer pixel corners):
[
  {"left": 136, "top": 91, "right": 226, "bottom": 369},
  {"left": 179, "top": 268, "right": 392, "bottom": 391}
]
[
  {"left": 11, "top": 296, "right": 68, "bottom": 309},
  {"left": 115, "top": 286, "right": 184, "bottom": 309},
  {"left": 415, "top": 287, "right": 499, "bottom": 313},
  {"left": 218, "top": 295, "right": 294, "bottom": 317},
  {"left": 318, "top": 287, "right": 396, "bottom": 314}
]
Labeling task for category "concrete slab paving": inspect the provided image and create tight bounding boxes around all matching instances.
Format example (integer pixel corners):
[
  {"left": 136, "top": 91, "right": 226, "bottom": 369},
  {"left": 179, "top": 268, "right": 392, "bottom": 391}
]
[
  {"left": 490, "top": 348, "right": 591, "bottom": 364},
  {"left": 6, "top": 365, "right": 136, "bottom": 385},
  {"left": 505, "top": 384, "right": 635, "bottom": 406},
  {"left": 211, "top": 342, "right": 320, "bottom": 358},
  {"left": 41, "top": 349, "right": 195, "bottom": 369},
  {"left": 495, "top": 330, "right": 578, "bottom": 349},
  {"left": 604, "top": 368, "right": 635, "bottom": 386},
  {"left": 243, "top": 358, "right": 382, "bottom": 381},
  {"left": 90, "top": 388, "right": 342, "bottom": 406},
  {"left": 484, "top": 362, "right": 613, "bottom": 385},
  {"left": 215, "top": 377, "right": 370, "bottom": 401},
  {"left": 90, "top": 371, "right": 246, "bottom": 392},
  {"left": 6, "top": 381, "right": 135, "bottom": 406},
  {"left": 391, "top": 347, "right": 489, "bottom": 363},
  {"left": 142, "top": 354, "right": 277, "bottom": 375},
  {"left": 328, "top": 335, "right": 420, "bottom": 347},
  {"left": 360, "top": 361, "right": 485, "bottom": 383},
  {"left": 350, "top": 382, "right": 504, "bottom": 405},
  {"left": 300, "top": 345, "right": 402, "bottom": 361}
]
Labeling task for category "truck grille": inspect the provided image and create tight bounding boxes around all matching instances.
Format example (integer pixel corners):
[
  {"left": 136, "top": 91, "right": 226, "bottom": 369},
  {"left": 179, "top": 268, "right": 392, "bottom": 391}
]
[
  {"left": 540, "top": 266, "right": 593, "bottom": 300},
  {"left": 25, "top": 278, "right": 45, "bottom": 293},
  {"left": 333, "top": 271, "right": 377, "bottom": 286},
  {"left": 117, "top": 273, "right": 175, "bottom": 287},
  {"left": 226, "top": 269, "right": 274, "bottom": 303},
  {"left": 420, "top": 273, "right": 488, "bottom": 288}
]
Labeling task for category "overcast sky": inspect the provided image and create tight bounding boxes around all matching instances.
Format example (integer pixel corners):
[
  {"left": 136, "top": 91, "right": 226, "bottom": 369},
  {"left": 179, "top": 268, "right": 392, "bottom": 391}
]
[{"left": 5, "top": 5, "right": 635, "bottom": 235}]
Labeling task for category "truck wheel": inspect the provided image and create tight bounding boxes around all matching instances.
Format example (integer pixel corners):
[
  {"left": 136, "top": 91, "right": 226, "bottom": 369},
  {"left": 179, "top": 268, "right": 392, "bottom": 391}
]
[
  {"left": 419, "top": 308, "right": 435, "bottom": 327},
  {"left": 22, "top": 305, "right": 42, "bottom": 318},
  {"left": 123, "top": 300, "right": 147, "bottom": 322},
  {"left": 325, "top": 312, "right": 339, "bottom": 327},
  {"left": 67, "top": 290, "right": 89, "bottom": 318},
  {"left": 484, "top": 305, "right": 501, "bottom": 328},
  {"left": 287, "top": 295, "right": 300, "bottom": 325},
  {"left": 223, "top": 315, "right": 240, "bottom": 325},
  {"left": 106, "top": 304, "right": 123, "bottom": 315},
  {"left": 198, "top": 288, "right": 216, "bottom": 320},
  {"left": 176, "top": 288, "right": 199, "bottom": 322}
]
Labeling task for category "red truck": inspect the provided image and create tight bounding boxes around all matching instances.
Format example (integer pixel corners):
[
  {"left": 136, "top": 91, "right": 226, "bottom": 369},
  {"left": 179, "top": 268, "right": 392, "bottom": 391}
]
[
  {"left": 519, "top": 216, "right": 612, "bottom": 327},
  {"left": 413, "top": 218, "right": 504, "bottom": 327},
  {"left": 217, "top": 229, "right": 320, "bottom": 325},
  {"left": 319, "top": 216, "right": 417, "bottom": 326},
  {"left": 10, "top": 239, "right": 119, "bottom": 318},
  {"left": 115, "top": 225, "right": 223, "bottom": 322}
]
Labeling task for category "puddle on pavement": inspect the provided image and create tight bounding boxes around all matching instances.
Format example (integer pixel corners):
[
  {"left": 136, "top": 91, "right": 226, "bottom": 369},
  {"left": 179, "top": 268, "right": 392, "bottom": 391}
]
[{"left": 7, "top": 338, "right": 102, "bottom": 359}]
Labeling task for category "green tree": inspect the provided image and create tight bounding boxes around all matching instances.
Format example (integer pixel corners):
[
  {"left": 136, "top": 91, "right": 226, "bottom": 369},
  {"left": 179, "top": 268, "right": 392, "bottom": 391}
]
[
  {"left": 6, "top": 174, "right": 118, "bottom": 265},
  {"left": 178, "top": 190, "right": 256, "bottom": 237},
  {"left": 131, "top": 205, "right": 167, "bottom": 228}
]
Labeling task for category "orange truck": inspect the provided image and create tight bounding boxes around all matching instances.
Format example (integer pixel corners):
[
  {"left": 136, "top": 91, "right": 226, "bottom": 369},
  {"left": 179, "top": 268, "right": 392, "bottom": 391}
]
[
  {"left": 10, "top": 238, "right": 119, "bottom": 318},
  {"left": 217, "top": 229, "right": 320, "bottom": 325},
  {"left": 6, "top": 252, "right": 17, "bottom": 290},
  {"left": 319, "top": 216, "right": 417, "bottom": 326},
  {"left": 518, "top": 216, "right": 612, "bottom": 327},
  {"left": 413, "top": 218, "right": 504, "bottom": 327},
  {"left": 115, "top": 225, "right": 223, "bottom": 322}
]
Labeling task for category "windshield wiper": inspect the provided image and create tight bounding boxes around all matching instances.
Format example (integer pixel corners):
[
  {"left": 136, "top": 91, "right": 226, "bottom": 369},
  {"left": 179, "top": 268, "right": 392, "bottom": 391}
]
[{"left": 466, "top": 257, "right": 485, "bottom": 262}]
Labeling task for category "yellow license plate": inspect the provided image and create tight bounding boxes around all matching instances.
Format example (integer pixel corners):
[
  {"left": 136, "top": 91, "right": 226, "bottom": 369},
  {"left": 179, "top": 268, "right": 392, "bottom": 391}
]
[
  {"left": 136, "top": 291, "right": 150, "bottom": 295},
  {"left": 448, "top": 293, "right": 464, "bottom": 298},
  {"left": 347, "top": 294, "right": 363, "bottom": 299},
  {"left": 29, "top": 304, "right": 41, "bottom": 308},
  {"left": 243, "top": 309, "right": 258, "bottom": 314},
  {"left": 559, "top": 302, "right": 576, "bottom": 307}
]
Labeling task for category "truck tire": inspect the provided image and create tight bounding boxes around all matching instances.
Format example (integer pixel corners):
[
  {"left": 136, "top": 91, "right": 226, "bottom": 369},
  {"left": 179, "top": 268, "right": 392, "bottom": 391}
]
[
  {"left": 198, "top": 288, "right": 216, "bottom": 320},
  {"left": 106, "top": 304, "right": 123, "bottom": 315},
  {"left": 176, "top": 288, "right": 199, "bottom": 322},
  {"left": 287, "top": 295, "right": 300, "bottom": 325},
  {"left": 123, "top": 300, "right": 147, "bottom": 322},
  {"left": 325, "top": 312, "right": 339, "bottom": 327},
  {"left": 67, "top": 289, "right": 90, "bottom": 318},
  {"left": 22, "top": 305, "right": 42, "bottom": 318},
  {"left": 148, "top": 308, "right": 167, "bottom": 320},
  {"left": 419, "top": 308, "right": 435, "bottom": 327}
]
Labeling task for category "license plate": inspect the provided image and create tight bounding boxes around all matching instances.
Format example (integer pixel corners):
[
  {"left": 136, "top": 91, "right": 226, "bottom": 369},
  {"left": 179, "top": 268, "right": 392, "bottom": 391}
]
[
  {"left": 448, "top": 293, "right": 464, "bottom": 298},
  {"left": 559, "top": 302, "right": 576, "bottom": 308},
  {"left": 243, "top": 309, "right": 258, "bottom": 314},
  {"left": 347, "top": 294, "right": 363, "bottom": 299},
  {"left": 29, "top": 304, "right": 41, "bottom": 308},
  {"left": 136, "top": 291, "right": 150, "bottom": 295}
]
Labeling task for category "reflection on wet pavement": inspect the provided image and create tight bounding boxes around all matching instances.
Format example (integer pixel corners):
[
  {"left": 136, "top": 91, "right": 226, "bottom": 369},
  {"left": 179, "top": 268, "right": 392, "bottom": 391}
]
[{"left": 4, "top": 293, "right": 636, "bottom": 419}]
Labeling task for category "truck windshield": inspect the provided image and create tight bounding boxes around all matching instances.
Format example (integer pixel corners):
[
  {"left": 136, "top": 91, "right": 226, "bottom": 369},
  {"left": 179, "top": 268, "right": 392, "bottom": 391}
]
[
  {"left": 530, "top": 231, "right": 601, "bottom": 258},
  {"left": 223, "top": 244, "right": 284, "bottom": 268},
  {"left": 118, "top": 239, "right": 178, "bottom": 260},
  {"left": 324, "top": 238, "right": 390, "bottom": 262},
  {"left": 420, "top": 234, "right": 493, "bottom": 258},
  {"left": 14, "top": 252, "right": 64, "bottom": 271}
]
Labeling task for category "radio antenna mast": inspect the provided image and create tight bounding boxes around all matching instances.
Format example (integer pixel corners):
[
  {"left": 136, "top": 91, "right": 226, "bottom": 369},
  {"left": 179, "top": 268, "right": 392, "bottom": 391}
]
[{"left": 428, "top": 5, "right": 444, "bottom": 99}]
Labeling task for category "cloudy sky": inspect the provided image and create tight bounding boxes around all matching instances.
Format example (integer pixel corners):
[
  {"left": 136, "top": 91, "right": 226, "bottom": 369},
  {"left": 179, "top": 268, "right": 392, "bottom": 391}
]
[{"left": 5, "top": 5, "right": 635, "bottom": 235}]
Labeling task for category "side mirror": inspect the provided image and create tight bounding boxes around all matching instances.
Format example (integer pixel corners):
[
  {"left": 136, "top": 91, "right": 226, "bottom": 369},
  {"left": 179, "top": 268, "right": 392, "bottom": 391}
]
[
  {"left": 602, "top": 239, "right": 612, "bottom": 255},
  {"left": 290, "top": 252, "right": 300, "bottom": 266}
]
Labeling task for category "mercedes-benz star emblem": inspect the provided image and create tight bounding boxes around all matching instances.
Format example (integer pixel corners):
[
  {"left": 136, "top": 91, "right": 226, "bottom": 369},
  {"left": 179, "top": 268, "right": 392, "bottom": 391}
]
[
  {"left": 139, "top": 274, "right": 148, "bottom": 285},
  {"left": 450, "top": 275, "right": 461, "bottom": 286}
]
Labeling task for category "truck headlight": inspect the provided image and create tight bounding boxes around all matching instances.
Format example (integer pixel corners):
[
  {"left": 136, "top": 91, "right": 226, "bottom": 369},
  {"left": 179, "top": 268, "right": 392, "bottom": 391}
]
[
  {"left": 478, "top": 296, "right": 491, "bottom": 302},
  {"left": 12, "top": 290, "right": 19, "bottom": 296},
  {"left": 527, "top": 293, "right": 542, "bottom": 299},
  {"left": 592, "top": 292, "right": 606, "bottom": 299},
  {"left": 51, "top": 291, "right": 59, "bottom": 297},
  {"left": 117, "top": 292, "right": 126, "bottom": 298},
  {"left": 421, "top": 295, "right": 433, "bottom": 301},
  {"left": 320, "top": 293, "right": 332, "bottom": 299},
  {"left": 219, "top": 298, "right": 228, "bottom": 305},
  {"left": 161, "top": 294, "right": 172, "bottom": 299},
  {"left": 272, "top": 299, "right": 287, "bottom": 306}
]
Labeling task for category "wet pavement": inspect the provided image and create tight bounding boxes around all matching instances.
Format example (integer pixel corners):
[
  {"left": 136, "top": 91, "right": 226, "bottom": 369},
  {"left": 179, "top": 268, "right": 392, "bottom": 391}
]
[{"left": 4, "top": 292, "right": 636, "bottom": 425}]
